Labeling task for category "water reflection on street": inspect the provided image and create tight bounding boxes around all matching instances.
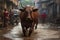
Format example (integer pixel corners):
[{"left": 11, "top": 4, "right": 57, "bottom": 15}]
[{"left": 0, "top": 23, "right": 60, "bottom": 40}]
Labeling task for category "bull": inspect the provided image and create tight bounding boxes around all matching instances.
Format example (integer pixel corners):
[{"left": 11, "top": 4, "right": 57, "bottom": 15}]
[{"left": 19, "top": 6, "right": 39, "bottom": 36}]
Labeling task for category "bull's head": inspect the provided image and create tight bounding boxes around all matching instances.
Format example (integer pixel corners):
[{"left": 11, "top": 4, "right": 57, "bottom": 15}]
[{"left": 19, "top": 7, "right": 38, "bottom": 21}]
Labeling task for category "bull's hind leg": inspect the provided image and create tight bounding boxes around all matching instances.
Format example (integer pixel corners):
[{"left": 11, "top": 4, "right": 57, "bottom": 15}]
[
  {"left": 35, "top": 20, "right": 38, "bottom": 29},
  {"left": 35, "top": 24, "right": 37, "bottom": 29}
]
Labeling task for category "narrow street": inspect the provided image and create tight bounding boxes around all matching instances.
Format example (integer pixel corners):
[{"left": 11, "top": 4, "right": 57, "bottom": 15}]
[
  {"left": 0, "top": 23, "right": 60, "bottom": 40},
  {"left": 0, "top": 0, "right": 60, "bottom": 40}
]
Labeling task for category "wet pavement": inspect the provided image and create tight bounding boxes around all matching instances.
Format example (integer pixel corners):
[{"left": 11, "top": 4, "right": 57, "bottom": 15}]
[{"left": 0, "top": 23, "right": 60, "bottom": 40}]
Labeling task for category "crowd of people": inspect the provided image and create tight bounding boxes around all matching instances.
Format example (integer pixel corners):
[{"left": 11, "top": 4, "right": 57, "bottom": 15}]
[{"left": 0, "top": 8, "right": 20, "bottom": 29}]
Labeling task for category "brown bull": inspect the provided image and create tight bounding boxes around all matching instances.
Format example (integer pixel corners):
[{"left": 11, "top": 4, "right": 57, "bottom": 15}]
[
  {"left": 31, "top": 9, "right": 39, "bottom": 29},
  {"left": 19, "top": 7, "right": 39, "bottom": 36}
]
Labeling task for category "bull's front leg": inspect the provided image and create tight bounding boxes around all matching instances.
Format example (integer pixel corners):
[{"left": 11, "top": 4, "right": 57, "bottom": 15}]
[
  {"left": 29, "top": 22, "right": 34, "bottom": 36},
  {"left": 22, "top": 27, "right": 26, "bottom": 36},
  {"left": 21, "top": 23, "right": 26, "bottom": 37}
]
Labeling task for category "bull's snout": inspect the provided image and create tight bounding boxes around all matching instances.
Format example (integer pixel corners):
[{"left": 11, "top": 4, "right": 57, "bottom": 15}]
[
  {"left": 26, "top": 16, "right": 32, "bottom": 21},
  {"left": 26, "top": 18, "right": 31, "bottom": 20},
  {"left": 26, "top": 18, "right": 33, "bottom": 23},
  {"left": 27, "top": 12, "right": 31, "bottom": 19}
]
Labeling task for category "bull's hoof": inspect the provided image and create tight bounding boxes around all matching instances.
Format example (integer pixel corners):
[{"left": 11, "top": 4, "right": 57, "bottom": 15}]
[
  {"left": 23, "top": 33, "right": 28, "bottom": 37},
  {"left": 28, "top": 31, "right": 32, "bottom": 37},
  {"left": 28, "top": 34, "right": 31, "bottom": 37},
  {"left": 23, "top": 34, "right": 26, "bottom": 37}
]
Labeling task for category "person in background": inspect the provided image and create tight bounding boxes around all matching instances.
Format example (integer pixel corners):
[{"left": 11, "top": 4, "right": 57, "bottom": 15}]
[
  {"left": 3, "top": 9, "right": 9, "bottom": 28},
  {"left": 41, "top": 12, "right": 47, "bottom": 25}
]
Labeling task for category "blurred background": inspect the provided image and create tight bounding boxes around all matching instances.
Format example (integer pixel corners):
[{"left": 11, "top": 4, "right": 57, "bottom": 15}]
[{"left": 0, "top": 0, "right": 60, "bottom": 40}]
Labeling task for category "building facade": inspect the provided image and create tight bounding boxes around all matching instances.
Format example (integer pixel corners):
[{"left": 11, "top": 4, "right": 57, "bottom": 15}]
[
  {"left": 55, "top": 0, "right": 60, "bottom": 17},
  {"left": 37, "top": 0, "right": 49, "bottom": 14},
  {"left": 0, "top": 0, "right": 19, "bottom": 11}
]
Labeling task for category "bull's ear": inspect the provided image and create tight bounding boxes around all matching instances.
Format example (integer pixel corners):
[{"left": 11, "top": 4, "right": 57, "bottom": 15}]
[
  {"left": 19, "top": 9, "right": 24, "bottom": 12},
  {"left": 33, "top": 9, "right": 38, "bottom": 12}
]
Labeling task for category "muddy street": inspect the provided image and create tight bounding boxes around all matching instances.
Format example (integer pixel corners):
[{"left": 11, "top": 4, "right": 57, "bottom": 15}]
[{"left": 0, "top": 23, "right": 60, "bottom": 40}]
